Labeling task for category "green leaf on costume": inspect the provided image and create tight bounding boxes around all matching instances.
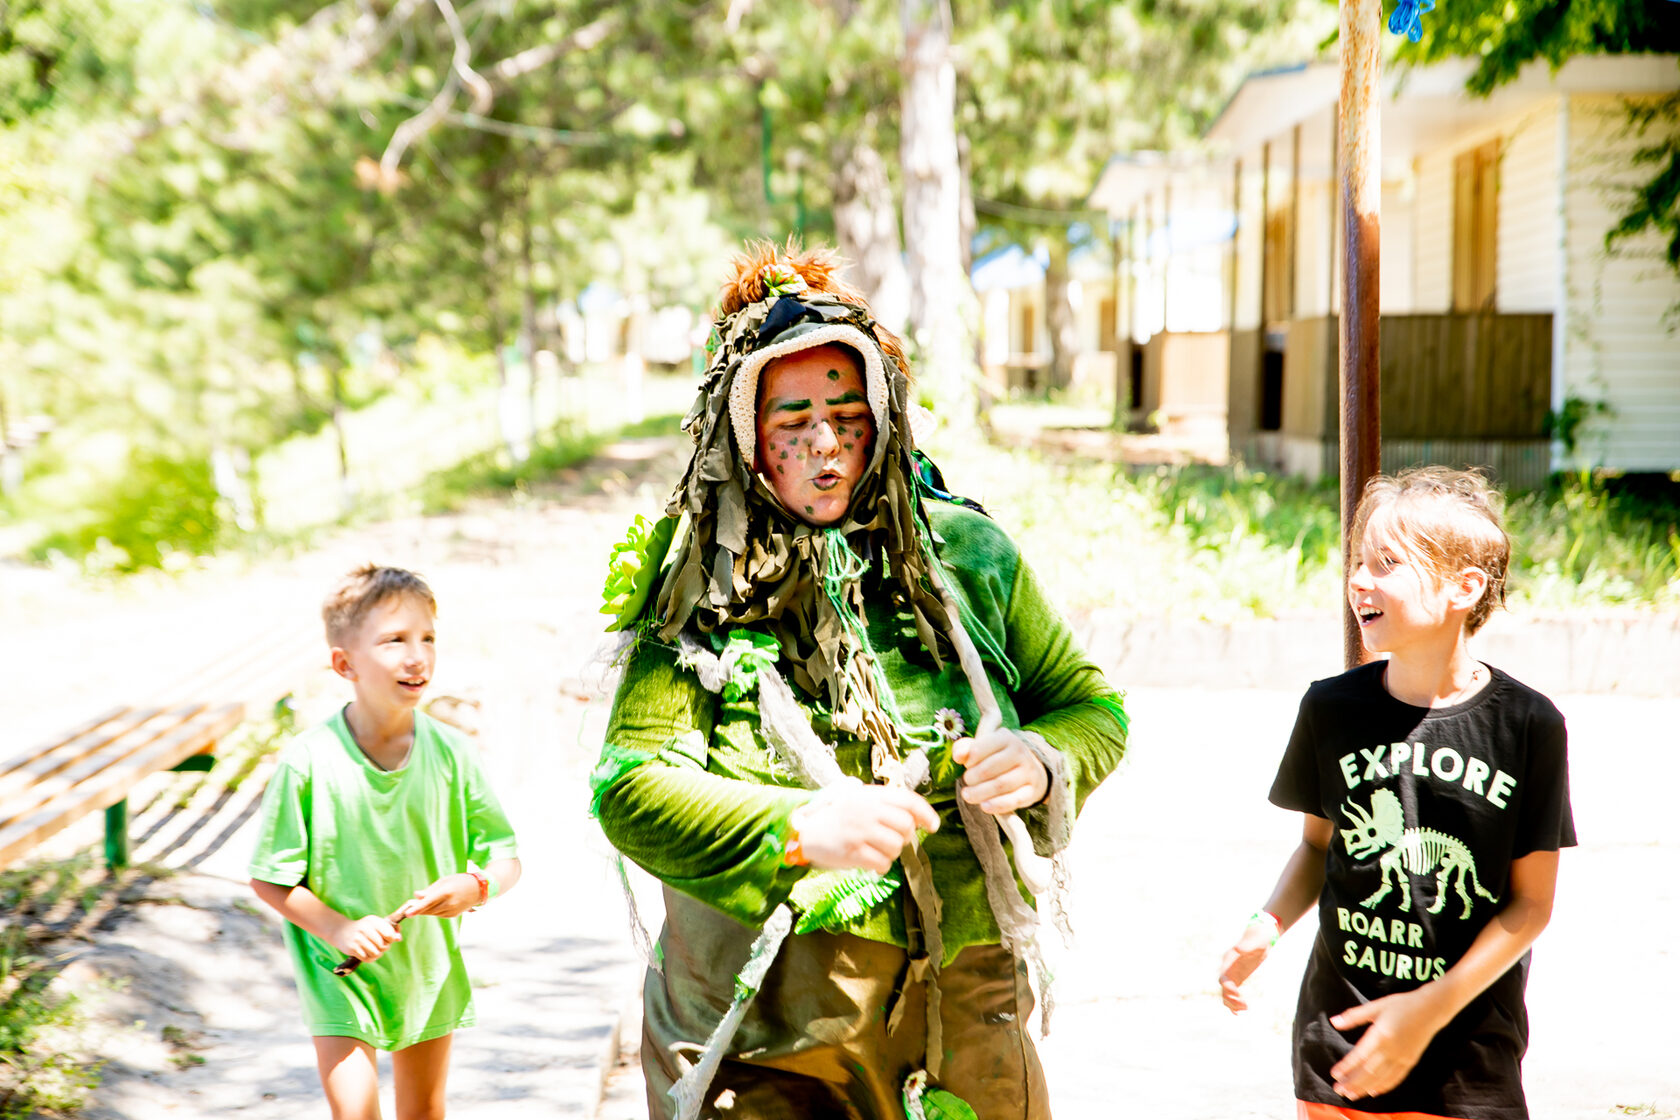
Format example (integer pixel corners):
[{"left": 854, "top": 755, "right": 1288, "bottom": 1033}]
[
  {"left": 720, "top": 628, "right": 780, "bottom": 701},
  {"left": 793, "top": 868, "right": 899, "bottom": 935},
  {"left": 922, "top": 1089, "right": 979, "bottom": 1120},
  {"left": 601, "top": 514, "right": 678, "bottom": 631}
]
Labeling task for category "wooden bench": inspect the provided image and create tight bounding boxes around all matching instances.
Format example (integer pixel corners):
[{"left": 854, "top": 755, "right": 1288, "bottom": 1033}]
[{"left": 0, "top": 702, "right": 244, "bottom": 872}]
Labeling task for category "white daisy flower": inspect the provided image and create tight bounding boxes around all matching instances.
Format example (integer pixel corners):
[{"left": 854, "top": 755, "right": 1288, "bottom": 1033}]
[{"left": 933, "top": 708, "right": 966, "bottom": 741}]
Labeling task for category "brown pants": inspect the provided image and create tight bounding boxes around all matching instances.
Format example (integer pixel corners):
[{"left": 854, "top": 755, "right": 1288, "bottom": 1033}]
[{"left": 642, "top": 890, "right": 1049, "bottom": 1120}]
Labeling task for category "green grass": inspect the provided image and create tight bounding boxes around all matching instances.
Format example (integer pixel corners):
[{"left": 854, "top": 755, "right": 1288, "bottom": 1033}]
[
  {"left": 920, "top": 437, "right": 1680, "bottom": 618},
  {"left": 417, "top": 411, "right": 686, "bottom": 513}
]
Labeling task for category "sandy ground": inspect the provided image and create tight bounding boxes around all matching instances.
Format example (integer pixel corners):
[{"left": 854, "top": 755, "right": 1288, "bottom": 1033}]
[{"left": 5, "top": 435, "right": 1678, "bottom": 1119}]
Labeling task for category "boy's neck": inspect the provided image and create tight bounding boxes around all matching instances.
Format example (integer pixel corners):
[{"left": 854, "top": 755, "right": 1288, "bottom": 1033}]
[
  {"left": 1380, "top": 639, "right": 1487, "bottom": 709},
  {"left": 344, "top": 700, "right": 417, "bottom": 770}
]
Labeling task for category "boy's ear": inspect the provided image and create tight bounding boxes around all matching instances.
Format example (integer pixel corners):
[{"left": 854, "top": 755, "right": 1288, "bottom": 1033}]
[
  {"left": 330, "top": 647, "right": 356, "bottom": 681},
  {"left": 1451, "top": 566, "right": 1490, "bottom": 612}
]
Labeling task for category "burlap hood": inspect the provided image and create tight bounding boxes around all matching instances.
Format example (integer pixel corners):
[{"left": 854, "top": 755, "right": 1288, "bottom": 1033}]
[{"left": 651, "top": 246, "right": 953, "bottom": 743}]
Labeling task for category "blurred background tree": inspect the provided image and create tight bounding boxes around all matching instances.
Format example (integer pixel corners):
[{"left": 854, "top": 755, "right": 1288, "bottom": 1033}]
[{"left": 0, "top": 0, "right": 1317, "bottom": 566}]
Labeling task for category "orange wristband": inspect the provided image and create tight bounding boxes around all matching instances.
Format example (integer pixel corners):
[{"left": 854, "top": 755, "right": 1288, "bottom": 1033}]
[
  {"left": 783, "top": 825, "right": 809, "bottom": 867},
  {"left": 467, "top": 870, "right": 490, "bottom": 910}
]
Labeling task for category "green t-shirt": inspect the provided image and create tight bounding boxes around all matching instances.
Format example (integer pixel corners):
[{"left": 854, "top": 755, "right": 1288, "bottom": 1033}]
[{"left": 248, "top": 708, "right": 518, "bottom": 1050}]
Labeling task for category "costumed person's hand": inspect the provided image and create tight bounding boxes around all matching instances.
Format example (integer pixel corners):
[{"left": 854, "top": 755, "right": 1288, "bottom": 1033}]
[
  {"left": 332, "top": 913, "right": 403, "bottom": 962},
  {"left": 953, "top": 728, "right": 1048, "bottom": 814},
  {"left": 793, "top": 780, "right": 940, "bottom": 875},
  {"left": 1217, "top": 914, "right": 1279, "bottom": 1013},
  {"left": 405, "top": 873, "right": 481, "bottom": 919},
  {"left": 1328, "top": 989, "right": 1446, "bottom": 1099}
]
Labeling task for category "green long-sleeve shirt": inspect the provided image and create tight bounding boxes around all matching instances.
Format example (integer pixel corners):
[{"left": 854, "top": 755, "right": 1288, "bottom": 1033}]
[{"left": 595, "top": 501, "right": 1128, "bottom": 962}]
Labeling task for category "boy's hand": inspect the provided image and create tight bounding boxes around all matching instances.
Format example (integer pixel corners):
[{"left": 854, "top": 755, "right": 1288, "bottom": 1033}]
[
  {"left": 333, "top": 914, "right": 403, "bottom": 962},
  {"left": 1328, "top": 989, "right": 1447, "bottom": 1099},
  {"left": 1217, "top": 917, "right": 1278, "bottom": 1013},
  {"left": 405, "top": 873, "right": 481, "bottom": 919},
  {"left": 952, "top": 728, "right": 1048, "bottom": 814},
  {"left": 794, "top": 782, "right": 940, "bottom": 875}
]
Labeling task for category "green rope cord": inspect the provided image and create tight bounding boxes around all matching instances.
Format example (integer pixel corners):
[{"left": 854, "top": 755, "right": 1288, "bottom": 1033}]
[{"left": 820, "top": 529, "right": 943, "bottom": 750}]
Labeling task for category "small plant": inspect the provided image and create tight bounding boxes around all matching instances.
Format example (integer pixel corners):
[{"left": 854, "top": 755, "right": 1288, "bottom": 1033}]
[
  {"left": 0, "top": 927, "right": 101, "bottom": 1117},
  {"left": 1542, "top": 394, "right": 1614, "bottom": 456}
]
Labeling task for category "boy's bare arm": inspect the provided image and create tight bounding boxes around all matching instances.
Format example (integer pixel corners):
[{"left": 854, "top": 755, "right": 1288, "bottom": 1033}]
[
  {"left": 249, "top": 878, "right": 403, "bottom": 962},
  {"left": 1327, "top": 848, "right": 1560, "bottom": 1101},
  {"left": 404, "top": 856, "right": 524, "bottom": 919},
  {"left": 1219, "top": 813, "right": 1332, "bottom": 1013}
]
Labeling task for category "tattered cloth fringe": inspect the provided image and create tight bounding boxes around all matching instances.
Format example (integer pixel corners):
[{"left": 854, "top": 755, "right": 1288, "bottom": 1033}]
[{"left": 927, "top": 562, "right": 1076, "bottom": 1037}]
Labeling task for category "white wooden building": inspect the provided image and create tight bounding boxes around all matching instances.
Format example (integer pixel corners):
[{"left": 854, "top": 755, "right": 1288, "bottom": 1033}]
[{"left": 1089, "top": 54, "right": 1680, "bottom": 483}]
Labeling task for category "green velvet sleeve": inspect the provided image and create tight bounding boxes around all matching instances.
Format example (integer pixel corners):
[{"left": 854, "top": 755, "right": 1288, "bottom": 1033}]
[
  {"left": 1003, "top": 557, "right": 1130, "bottom": 814},
  {"left": 594, "top": 634, "right": 813, "bottom": 925}
]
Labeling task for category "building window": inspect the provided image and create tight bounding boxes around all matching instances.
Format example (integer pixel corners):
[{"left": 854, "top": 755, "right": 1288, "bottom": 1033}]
[
  {"left": 1263, "top": 207, "right": 1293, "bottom": 324},
  {"left": 1452, "top": 139, "right": 1499, "bottom": 312}
]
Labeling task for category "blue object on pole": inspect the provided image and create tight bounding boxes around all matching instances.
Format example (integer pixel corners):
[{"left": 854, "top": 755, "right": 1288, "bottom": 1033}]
[{"left": 1388, "top": 0, "right": 1434, "bottom": 40}]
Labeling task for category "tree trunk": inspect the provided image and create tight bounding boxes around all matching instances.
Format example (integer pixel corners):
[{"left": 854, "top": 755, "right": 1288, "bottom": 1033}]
[
  {"left": 1044, "top": 235, "right": 1079, "bottom": 393},
  {"left": 0, "top": 375, "right": 13, "bottom": 496},
  {"left": 832, "top": 139, "right": 910, "bottom": 335},
  {"left": 328, "top": 364, "right": 353, "bottom": 515},
  {"left": 899, "top": 0, "right": 980, "bottom": 429},
  {"left": 483, "top": 219, "right": 528, "bottom": 466},
  {"left": 520, "top": 191, "right": 541, "bottom": 448}
]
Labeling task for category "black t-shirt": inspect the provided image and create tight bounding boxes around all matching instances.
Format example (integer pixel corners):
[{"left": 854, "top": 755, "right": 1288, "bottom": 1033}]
[{"left": 1270, "top": 662, "right": 1576, "bottom": 1119}]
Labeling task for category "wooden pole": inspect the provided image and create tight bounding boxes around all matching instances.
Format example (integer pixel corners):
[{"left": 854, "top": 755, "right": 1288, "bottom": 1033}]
[{"left": 1339, "top": 0, "right": 1383, "bottom": 670}]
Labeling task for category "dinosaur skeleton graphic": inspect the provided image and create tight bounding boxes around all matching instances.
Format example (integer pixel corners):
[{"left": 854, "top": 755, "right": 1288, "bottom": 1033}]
[{"left": 1340, "top": 789, "right": 1498, "bottom": 918}]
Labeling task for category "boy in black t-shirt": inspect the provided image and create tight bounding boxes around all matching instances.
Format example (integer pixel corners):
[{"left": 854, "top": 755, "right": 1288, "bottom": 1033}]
[{"left": 1218, "top": 467, "right": 1575, "bottom": 1120}]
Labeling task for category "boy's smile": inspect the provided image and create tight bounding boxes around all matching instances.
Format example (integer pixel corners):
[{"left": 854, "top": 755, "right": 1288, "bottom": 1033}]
[{"left": 333, "top": 594, "right": 437, "bottom": 713}]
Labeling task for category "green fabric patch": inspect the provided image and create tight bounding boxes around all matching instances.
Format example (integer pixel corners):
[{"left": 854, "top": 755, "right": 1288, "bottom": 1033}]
[
  {"left": 589, "top": 743, "right": 657, "bottom": 818},
  {"left": 1089, "top": 693, "right": 1130, "bottom": 735}
]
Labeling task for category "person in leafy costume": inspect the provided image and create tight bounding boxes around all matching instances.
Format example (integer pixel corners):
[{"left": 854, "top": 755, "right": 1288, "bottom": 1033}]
[{"left": 592, "top": 240, "right": 1129, "bottom": 1120}]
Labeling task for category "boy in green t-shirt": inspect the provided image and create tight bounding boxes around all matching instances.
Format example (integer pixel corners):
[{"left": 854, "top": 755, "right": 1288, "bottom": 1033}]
[{"left": 249, "top": 565, "right": 521, "bottom": 1119}]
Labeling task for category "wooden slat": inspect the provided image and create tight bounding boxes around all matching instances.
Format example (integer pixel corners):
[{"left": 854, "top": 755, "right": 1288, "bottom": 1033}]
[
  {"left": 0, "top": 703, "right": 242, "bottom": 870},
  {"left": 0, "top": 708, "right": 159, "bottom": 806},
  {"left": 0, "top": 705, "right": 205, "bottom": 832},
  {"left": 0, "top": 707, "right": 133, "bottom": 778}
]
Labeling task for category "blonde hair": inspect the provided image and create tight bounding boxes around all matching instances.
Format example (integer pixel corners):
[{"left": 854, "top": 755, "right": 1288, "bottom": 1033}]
[
  {"left": 322, "top": 564, "right": 437, "bottom": 645},
  {"left": 1351, "top": 467, "right": 1510, "bottom": 635}
]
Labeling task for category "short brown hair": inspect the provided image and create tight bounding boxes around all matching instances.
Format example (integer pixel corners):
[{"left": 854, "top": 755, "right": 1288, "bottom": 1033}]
[
  {"left": 322, "top": 564, "right": 437, "bottom": 645},
  {"left": 1351, "top": 467, "right": 1510, "bottom": 635}
]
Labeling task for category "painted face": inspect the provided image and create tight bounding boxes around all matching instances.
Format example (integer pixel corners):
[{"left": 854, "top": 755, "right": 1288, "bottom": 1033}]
[
  {"left": 332, "top": 594, "right": 436, "bottom": 712},
  {"left": 753, "top": 343, "right": 876, "bottom": 527},
  {"left": 1346, "top": 510, "right": 1459, "bottom": 657}
]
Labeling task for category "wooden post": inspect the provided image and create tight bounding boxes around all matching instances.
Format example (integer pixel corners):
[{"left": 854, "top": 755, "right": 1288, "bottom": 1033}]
[
  {"left": 1339, "top": 0, "right": 1383, "bottom": 670},
  {"left": 1290, "top": 123, "right": 1302, "bottom": 320},
  {"left": 1161, "top": 181, "right": 1173, "bottom": 332},
  {"left": 1229, "top": 158, "right": 1243, "bottom": 334},
  {"left": 104, "top": 798, "right": 129, "bottom": 870},
  {"left": 1259, "top": 141, "right": 1272, "bottom": 330}
]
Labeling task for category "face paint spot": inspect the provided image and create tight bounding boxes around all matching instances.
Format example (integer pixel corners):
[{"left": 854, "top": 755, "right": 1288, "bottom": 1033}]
[
  {"left": 776, "top": 465, "right": 785, "bottom": 474},
  {"left": 844, "top": 443, "right": 854, "bottom": 451},
  {"left": 779, "top": 451, "right": 787, "bottom": 459},
  {"left": 805, "top": 505, "right": 814, "bottom": 514},
  {"left": 826, "top": 369, "right": 840, "bottom": 381}
]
